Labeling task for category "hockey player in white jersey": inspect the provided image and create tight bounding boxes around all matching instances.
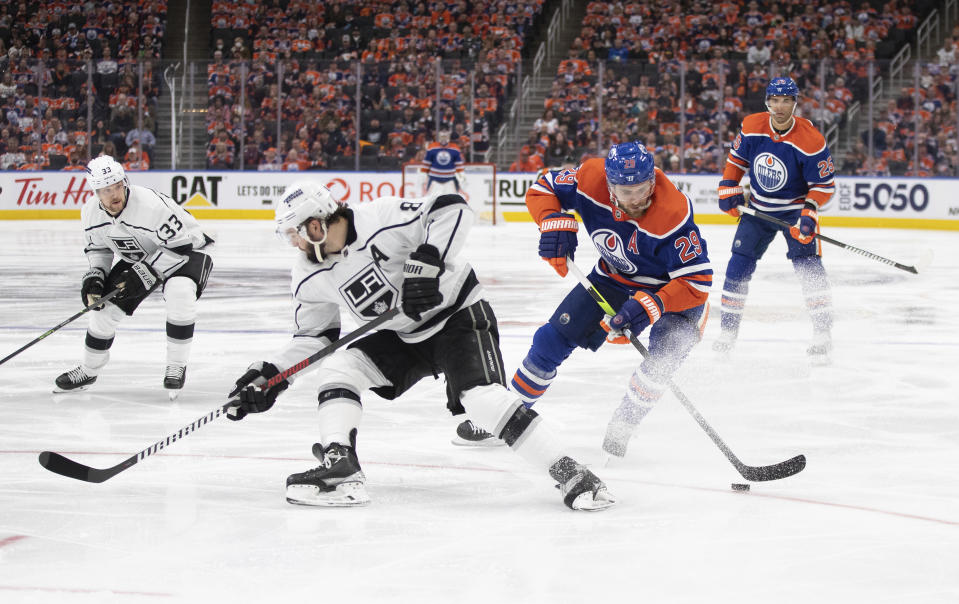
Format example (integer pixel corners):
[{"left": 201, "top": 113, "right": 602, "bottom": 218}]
[
  {"left": 54, "top": 156, "right": 214, "bottom": 398},
  {"left": 225, "top": 180, "right": 615, "bottom": 511}
]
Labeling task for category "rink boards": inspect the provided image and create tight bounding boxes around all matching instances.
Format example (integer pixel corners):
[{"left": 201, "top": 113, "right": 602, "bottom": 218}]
[{"left": 1, "top": 170, "right": 957, "bottom": 229}]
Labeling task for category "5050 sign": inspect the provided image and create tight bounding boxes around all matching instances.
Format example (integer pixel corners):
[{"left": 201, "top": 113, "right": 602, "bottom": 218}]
[{"left": 839, "top": 182, "right": 929, "bottom": 212}]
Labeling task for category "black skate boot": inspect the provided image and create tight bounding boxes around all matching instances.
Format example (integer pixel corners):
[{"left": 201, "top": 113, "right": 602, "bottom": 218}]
[
  {"left": 54, "top": 366, "right": 97, "bottom": 393},
  {"left": 451, "top": 419, "right": 504, "bottom": 447},
  {"left": 286, "top": 441, "right": 369, "bottom": 506},
  {"left": 549, "top": 456, "right": 616, "bottom": 511},
  {"left": 163, "top": 364, "right": 187, "bottom": 400}
]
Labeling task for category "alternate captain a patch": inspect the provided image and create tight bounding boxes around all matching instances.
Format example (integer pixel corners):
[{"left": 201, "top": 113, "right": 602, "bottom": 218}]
[{"left": 339, "top": 263, "right": 397, "bottom": 319}]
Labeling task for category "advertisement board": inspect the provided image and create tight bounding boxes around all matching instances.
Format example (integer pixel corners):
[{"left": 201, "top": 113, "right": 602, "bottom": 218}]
[
  {"left": 2, "top": 170, "right": 957, "bottom": 229},
  {"left": 0, "top": 171, "right": 416, "bottom": 219}
]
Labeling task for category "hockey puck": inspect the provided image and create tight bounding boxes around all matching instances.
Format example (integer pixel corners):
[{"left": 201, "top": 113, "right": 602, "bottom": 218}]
[{"left": 731, "top": 483, "right": 750, "bottom": 492}]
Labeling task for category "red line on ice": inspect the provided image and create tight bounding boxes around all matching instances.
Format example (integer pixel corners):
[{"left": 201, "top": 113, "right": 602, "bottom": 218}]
[{"left": 0, "top": 535, "right": 27, "bottom": 548}]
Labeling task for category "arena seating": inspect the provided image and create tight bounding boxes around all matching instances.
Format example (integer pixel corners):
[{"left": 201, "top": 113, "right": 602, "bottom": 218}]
[
  {"left": 206, "top": 0, "right": 547, "bottom": 171},
  {"left": 527, "top": 0, "right": 940, "bottom": 175},
  {"left": 0, "top": 2, "right": 166, "bottom": 171}
]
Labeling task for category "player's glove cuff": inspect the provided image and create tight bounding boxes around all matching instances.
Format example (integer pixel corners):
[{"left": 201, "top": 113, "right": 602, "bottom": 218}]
[
  {"left": 789, "top": 201, "right": 819, "bottom": 244},
  {"left": 717, "top": 179, "right": 745, "bottom": 217}
]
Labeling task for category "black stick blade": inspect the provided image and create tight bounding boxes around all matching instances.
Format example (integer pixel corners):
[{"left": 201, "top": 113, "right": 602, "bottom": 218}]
[
  {"left": 38, "top": 451, "right": 133, "bottom": 483},
  {"left": 39, "top": 451, "right": 101, "bottom": 483},
  {"left": 740, "top": 454, "right": 806, "bottom": 482}
]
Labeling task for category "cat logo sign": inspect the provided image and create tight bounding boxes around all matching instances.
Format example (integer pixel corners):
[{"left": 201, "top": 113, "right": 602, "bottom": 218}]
[{"left": 171, "top": 175, "right": 222, "bottom": 206}]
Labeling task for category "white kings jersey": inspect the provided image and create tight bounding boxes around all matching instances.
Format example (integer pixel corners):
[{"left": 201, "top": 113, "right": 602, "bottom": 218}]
[
  {"left": 266, "top": 194, "right": 484, "bottom": 373},
  {"left": 81, "top": 184, "right": 213, "bottom": 278}
]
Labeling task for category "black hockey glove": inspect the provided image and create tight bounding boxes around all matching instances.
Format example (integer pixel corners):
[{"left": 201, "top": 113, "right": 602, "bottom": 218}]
[
  {"left": 80, "top": 268, "right": 106, "bottom": 308},
  {"left": 115, "top": 261, "right": 159, "bottom": 302},
  {"left": 226, "top": 361, "right": 289, "bottom": 421},
  {"left": 402, "top": 244, "right": 444, "bottom": 321}
]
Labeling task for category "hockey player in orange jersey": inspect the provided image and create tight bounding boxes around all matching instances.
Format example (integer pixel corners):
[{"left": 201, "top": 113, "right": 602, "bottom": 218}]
[{"left": 454, "top": 142, "right": 712, "bottom": 457}]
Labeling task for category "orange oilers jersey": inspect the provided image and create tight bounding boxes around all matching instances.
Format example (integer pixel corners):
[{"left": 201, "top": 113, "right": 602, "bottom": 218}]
[
  {"left": 527, "top": 158, "right": 712, "bottom": 314},
  {"left": 725, "top": 112, "right": 835, "bottom": 213}
]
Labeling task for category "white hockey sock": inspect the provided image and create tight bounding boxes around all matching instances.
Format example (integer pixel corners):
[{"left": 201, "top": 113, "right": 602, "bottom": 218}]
[
  {"left": 165, "top": 277, "right": 197, "bottom": 366},
  {"left": 317, "top": 393, "right": 363, "bottom": 447},
  {"left": 83, "top": 303, "right": 125, "bottom": 371},
  {"left": 460, "top": 384, "right": 565, "bottom": 472}
]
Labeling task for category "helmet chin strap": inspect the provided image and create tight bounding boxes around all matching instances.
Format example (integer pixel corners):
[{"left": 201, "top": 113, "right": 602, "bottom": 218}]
[{"left": 303, "top": 220, "right": 329, "bottom": 261}]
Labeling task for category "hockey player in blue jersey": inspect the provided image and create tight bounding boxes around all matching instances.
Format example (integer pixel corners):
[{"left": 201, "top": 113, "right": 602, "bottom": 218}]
[
  {"left": 713, "top": 77, "right": 836, "bottom": 364},
  {"left": 419, "top": 130, "right": 465, "bottom": 197},
  {"left": 454, "top": 142, "right": 712, "bottom": 457}
]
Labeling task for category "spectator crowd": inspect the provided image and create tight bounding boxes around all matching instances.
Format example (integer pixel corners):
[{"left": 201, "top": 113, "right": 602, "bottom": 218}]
[{"left": 0, "top": 1, "right": 166, "bottom": 172}]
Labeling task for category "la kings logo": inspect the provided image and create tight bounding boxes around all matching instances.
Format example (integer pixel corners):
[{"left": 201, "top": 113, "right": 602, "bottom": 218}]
[
  {"left": 110, "top": 236, "right": 146, "bottom": 261},
  {"left": 340, "top": 263, "right": 397, "bottom": 319}
]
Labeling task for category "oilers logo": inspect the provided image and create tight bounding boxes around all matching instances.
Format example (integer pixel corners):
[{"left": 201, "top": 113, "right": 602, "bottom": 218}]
[
  {"left": 591, "top": 230, "right": 638, "bottom": 273},
  {"left": 752, "top": 153, "right": 788, "bottom": 192},
  {"left": 435, "top": 150, "right": 452, "bottom": 166}
]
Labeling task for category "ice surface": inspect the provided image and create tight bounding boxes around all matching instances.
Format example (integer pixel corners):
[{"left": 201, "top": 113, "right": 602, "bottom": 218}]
[{"left": 1, "top": 219, "right": 957, "bottom": 603}]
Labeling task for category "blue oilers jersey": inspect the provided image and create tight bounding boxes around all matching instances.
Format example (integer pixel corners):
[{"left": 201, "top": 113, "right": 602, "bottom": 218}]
[
  {"left": 421, "top": 142, "right": 464, "bottom": 181},
  {"left": 727, "top": 113, "right": 835, "bottom": 213},
  {"left": 527, "top": 158, "right": 712, "bottom": 313}
]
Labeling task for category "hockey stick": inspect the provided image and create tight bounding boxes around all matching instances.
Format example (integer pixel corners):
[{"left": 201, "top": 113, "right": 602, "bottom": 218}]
[
  {"left": 737, "top": 205, "right": 923, "bottom": 274},
  {"left": 38, "top": 307, "right": 401, "bottom": 483},
  {"left": 0, "top": 289, "right": 122, "bottom": 368},
  {"left": 566, "top": 261, "right": 805, "bottom": 482}
]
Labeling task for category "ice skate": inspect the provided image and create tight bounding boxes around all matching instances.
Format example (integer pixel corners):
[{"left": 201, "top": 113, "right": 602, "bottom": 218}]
[
  {"left": 712, "top": 329, "right": 738, "bottom": 354},
  {"left": 601, "top": 419, "right": 635, "bottom": 458},
  {"left": 807, "top": 332, "right": 832, "bottom": 366},
  {"left": 286, "top": 442, "right": 370, "bottom": 507},
  {"left": 163, "top": 364, "right": 187, "bottom": 400},
  {"left": 54, "top": 365, "right": 97, "bottom": 393},
  {"left": 549, "top": 456, "right": 616, "bottom": 511},
  {"left": 451, "top": 419, "right": 504, "bottom": 447}
]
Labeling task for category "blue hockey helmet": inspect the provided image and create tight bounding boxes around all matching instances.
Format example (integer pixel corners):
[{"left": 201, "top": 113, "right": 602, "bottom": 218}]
[
  {"left": 605, "top": 142, "right": 654, "bottom": 186},
  {"left": 766, "top": 77, "right": 799, "bottom": 100},
  {"left": 605, "top": 142, "right": 656, "bottom": 218}
]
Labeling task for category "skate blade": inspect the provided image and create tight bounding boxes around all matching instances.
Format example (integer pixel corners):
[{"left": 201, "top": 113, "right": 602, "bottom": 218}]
[
  {"left": 167, "top": 390, "right": 181, "bottom": 401},
  {"left": 450, "top": 436, "right": 506, "bottom": 447},
  {"left": 286, "top": 482, "right": 370, "bottom": 507},
  {"left": 52, "top": 386, "right": 91, "bottom": 394},
  {"left": 570, "top": 488, "right": 617, "bottom": 512}
]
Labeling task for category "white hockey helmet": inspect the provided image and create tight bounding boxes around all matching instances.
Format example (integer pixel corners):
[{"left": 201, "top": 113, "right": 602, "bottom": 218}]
[
  {"left": 274, "top": 180, "right": 342, "bottom": 260},
  {"left": 86, "top": 155, "right": 128, "bottom": 191}
]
